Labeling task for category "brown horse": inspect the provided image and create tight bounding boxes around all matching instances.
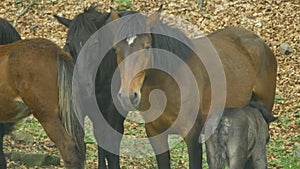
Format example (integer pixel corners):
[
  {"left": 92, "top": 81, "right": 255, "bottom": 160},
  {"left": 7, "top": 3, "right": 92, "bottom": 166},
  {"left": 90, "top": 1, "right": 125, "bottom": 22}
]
[
  {"left": 0, "top": 17, "right": 21, "bottom": 169},
  {"left": 0, "top": 38, "right": 85, "bottom": 169},
  {"left": 110, "top": 6, "right": 277, "bottom": 169}
]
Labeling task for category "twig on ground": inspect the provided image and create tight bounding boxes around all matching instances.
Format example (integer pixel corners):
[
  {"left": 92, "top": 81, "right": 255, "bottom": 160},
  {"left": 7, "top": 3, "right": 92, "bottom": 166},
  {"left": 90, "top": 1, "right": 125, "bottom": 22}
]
[{"left": 13, "top": 1, "right": 36, "bottom": 27}]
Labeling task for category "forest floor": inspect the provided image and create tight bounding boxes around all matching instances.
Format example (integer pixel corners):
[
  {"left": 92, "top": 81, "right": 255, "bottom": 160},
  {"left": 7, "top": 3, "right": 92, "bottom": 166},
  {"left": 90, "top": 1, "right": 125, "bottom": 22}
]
[{"left": 0, "top": 0, "right": 299, "bottom": 168}]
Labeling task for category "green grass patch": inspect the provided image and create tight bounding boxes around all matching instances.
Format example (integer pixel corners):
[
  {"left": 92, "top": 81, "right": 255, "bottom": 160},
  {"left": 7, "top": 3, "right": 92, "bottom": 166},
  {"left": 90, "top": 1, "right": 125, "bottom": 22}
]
[
  {"left": 275, "top": 94, "right": 283, "bottom": 104},
  {"left": 114, "top": 0, "right": 133, "bottom": 11},
  {"left": 268, "top": 135, "right": 300, "bottom": 168}
]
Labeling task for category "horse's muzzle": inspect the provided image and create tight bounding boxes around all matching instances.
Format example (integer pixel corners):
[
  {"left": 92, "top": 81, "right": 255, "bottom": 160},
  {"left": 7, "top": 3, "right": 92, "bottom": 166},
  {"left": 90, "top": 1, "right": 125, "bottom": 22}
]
[{"left": 117, "top": 91, "right": 140, "bottom": 111}]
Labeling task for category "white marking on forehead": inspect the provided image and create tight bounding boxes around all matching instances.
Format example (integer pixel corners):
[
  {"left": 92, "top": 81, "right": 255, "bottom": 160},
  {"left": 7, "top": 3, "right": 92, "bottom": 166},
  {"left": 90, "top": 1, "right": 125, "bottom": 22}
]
[{"left": 126, "top": 35, "right": 137, "bottom": 46}]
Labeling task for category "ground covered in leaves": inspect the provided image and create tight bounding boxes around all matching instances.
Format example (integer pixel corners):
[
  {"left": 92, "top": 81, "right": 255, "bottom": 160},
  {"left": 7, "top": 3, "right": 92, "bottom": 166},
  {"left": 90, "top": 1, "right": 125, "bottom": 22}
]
[{"left": 0, "top": 0, "right": 299, "bottom": 168}]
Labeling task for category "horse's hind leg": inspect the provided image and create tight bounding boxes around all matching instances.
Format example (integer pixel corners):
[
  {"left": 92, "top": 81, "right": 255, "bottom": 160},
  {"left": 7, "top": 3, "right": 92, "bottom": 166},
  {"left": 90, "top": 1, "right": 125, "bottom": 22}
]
[
  {"left": 244, "top": 159, "right": 254, "bottom": 169},
  {"left": 253, "top": 48, "right": 277, "bottom": 113},
  {"left": 247, "top": 140, "right": 268, "bottom": 169},
  {"left": 226, "top": 114, "right": 249, "bottom": 169},
  {"left": 206, "top": 133, "right": 221, "bottom": 169},
  {"left": 0, "top": 124, "right": 7, "bottom": 169},
  {"left": 0, "top": 123, "right": 14, "bottom": 169},
  {"left": 34, "top": 112, "right": 83, "bottom": 169},
  {"left": 19, "top": 90, "right": 83, "bottom": 168},
  {"left": 205, "top": 126, "right": 228, "bottom": 169}
]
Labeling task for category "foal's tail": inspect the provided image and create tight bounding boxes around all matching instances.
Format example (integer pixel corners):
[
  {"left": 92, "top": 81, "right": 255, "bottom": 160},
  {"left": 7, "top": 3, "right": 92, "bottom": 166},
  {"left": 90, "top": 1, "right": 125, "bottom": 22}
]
[
  {"left": 211, "top": 117, "right": 228, "bottom": 168},
  {"left": 57, "top": 55, "right": 86, "bottom": 164}
]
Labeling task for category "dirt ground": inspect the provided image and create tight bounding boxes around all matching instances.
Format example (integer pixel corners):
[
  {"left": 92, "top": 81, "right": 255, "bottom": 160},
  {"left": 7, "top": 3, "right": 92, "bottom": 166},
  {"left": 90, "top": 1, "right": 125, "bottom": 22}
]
[{"left": 0, "top": 0, "right": 299, "bottom": 168}]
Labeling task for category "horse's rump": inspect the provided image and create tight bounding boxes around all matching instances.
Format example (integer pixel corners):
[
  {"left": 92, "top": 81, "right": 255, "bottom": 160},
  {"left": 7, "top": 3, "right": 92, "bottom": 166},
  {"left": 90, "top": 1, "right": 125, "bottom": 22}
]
[{"left": 206, "top": 27, "right": 276, "bottom": 111}]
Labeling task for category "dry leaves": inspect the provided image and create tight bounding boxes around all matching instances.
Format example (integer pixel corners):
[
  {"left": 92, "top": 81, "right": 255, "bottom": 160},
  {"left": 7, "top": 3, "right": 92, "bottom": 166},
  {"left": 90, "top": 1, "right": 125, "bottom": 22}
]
[{"left": 0, "top": 0, "right": 299, "bottom": 168}]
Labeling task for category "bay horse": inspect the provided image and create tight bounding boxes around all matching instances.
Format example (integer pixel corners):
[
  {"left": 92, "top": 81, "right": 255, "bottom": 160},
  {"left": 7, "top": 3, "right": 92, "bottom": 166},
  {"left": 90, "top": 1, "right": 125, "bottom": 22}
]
[
  {"left": 0, "top": 17, "right": 21, "bottom": 169},
  {"left": 0, "top": 38, "right": 85, "bottom": 169},
  {"left": 110, "top": 6, "right": 277, "bottom": 169},
  {"left": 206, "top": 101, "right": 276, "bottom": 169},
  {"left": 54, "top": 5, "right": 136, "bottom": 169}
]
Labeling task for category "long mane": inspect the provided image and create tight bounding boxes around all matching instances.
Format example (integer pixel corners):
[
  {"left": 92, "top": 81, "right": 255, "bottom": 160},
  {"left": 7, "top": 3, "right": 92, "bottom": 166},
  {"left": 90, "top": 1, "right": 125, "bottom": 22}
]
[
  {"left": 115, "top": 13, "right": 194, "bottom": 71},
  {"left": 151, "top": 19, "right": 194, "bottom": 61},
  {"left": 66, "top": 5, "right": 109, "bottom": 45}
]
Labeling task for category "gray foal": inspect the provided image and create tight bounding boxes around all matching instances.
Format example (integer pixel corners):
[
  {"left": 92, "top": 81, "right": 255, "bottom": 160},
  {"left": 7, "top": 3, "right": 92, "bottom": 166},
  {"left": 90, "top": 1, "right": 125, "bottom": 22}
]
[{"left": 206, "top": 102, "right": 277, "bottom": 169}]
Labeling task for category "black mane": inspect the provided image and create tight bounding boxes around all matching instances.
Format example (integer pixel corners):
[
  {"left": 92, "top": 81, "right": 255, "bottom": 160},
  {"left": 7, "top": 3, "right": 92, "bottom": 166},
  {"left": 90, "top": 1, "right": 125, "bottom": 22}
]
[
  {"left": 71, "top": 5, "right": 107, "bottom": 31},
  {"left": 66, "top": 5, "right": 137, "bottom": 59},
  {"left": 151, "top": 20, "right": 194, "bottom": 62},
  {"left": 65, "top": 5, "right": 109, "bottom": 58},
  {"left": 0, "top": 18, "right": 21, "bottom": 45},
  {"left": 115, "top": 13, "right": 194, "bottom": 66}
]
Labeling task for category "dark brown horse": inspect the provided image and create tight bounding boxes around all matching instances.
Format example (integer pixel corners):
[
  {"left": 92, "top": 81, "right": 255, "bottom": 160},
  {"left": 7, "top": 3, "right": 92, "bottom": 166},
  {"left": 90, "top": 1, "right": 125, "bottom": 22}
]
[
  {"left": 110, "top": 6, "right": 277, "bottom": 169},
  {"left": 0, "top": 38, "right": 85, "bottom": 169},
  {"left": 206, "top": 101, "right": 276, "bottom": 169},
  {"left": 54, "top": 5, "right": 136, "bottom": 169},
  {"left": 0, "top": 17, "right": 21, "bottom": 169}
]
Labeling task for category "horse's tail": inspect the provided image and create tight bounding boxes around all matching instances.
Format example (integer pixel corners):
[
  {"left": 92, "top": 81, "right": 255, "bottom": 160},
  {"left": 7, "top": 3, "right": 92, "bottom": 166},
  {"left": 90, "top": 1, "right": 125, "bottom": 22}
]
[
  {"left": 249, "top": 100, "right": 277, "bottom": 123},
  {"left": 57, "top": 55, "right": 85, "bottom": 164}
]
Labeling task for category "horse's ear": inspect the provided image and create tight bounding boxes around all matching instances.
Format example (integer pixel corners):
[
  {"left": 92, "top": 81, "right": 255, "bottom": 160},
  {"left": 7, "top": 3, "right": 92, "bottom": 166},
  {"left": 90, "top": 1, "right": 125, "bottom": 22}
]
[
  {"left": 146, "top": 5, "right": 163, "bottom": 30},
  {"left": 94, "top": 13, "right": 111, "bottom": 29},
  {"left": 110, "top": 7, "right": 119, "bottom": 21},
  {"left": 54, "top": 15, "right": 71, "bottom": 28}
]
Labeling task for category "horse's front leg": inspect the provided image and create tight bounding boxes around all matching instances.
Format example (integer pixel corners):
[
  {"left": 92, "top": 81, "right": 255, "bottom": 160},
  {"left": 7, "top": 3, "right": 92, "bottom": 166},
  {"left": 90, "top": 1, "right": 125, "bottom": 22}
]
[
  {"left": 145, "top": 123, "right": 171, "bottom": 169},
  {"left": 184, "top": 125, "right": 203, "bottom": 169},
  {"left": 97, "top": 147, "right": 121, "bottom": 169},
  {"left": 94, "top": 103, "right": 125, "bottom": 169},
  {"left": 98, "top": 147, "right": 107, "bottom": 169}
]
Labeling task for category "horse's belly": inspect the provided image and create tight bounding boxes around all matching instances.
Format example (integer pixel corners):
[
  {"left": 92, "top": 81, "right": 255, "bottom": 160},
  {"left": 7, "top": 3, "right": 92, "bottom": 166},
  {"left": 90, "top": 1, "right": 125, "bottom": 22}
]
[
  {"left": 0, "top": 95, "right": 30, "bottom": 122},
  {"left": 224, "top": 61, "right": 255, "bottom": 108},
  {"left": 214, "top": 44, "right": 256, "bottom": 108},
  {"left": 0, "top": 56, "right": 30, "bottom": 122}
]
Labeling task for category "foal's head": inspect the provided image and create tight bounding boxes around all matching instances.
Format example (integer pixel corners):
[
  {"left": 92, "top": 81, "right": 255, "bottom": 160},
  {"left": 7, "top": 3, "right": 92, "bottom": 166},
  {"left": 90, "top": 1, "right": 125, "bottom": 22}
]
[{"left": 111, "top": 7, "right": 162, "bottom": 111}]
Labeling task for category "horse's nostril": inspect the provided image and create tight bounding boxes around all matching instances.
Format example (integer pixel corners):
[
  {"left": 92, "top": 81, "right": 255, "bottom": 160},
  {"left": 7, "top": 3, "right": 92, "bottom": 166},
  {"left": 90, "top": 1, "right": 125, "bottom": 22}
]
[
  {"left": 118, "top": 92, "right": 124, "bottom": 101},
  {"left": 133, "top": 92, "right": 138, "bottom": 99},
  {"left": 130, "top": 92, "right": 139, "bottom": 104}
]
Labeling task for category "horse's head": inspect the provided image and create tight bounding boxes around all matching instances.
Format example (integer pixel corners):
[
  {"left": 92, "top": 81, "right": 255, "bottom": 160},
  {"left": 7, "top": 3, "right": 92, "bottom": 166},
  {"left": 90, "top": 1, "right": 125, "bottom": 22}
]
[
  {"left": 54, "top": 5, "right": 110, "bottom": 59},
  {"left": 111, "top": 6, "right": 162, "bottom": 111}
]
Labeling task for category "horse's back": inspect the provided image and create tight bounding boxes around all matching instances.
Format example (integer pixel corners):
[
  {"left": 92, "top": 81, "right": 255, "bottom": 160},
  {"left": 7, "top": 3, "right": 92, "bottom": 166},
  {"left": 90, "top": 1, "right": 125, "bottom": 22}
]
[
  {"left": 206, "top": 27, "right": 276, "bottom": 110},
  {"left": 206, "top": 27, "right": 257, "bottom": 108},
  {"left": 7, "top": 38, "right": 71, "bottom": 60}
]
